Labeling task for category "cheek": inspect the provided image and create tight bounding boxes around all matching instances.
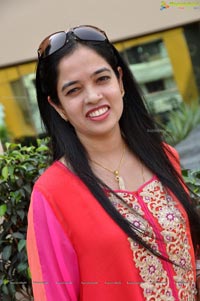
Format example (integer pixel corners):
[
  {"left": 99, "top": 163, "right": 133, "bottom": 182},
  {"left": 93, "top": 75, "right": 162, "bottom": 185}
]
[
  {"left": 63, "top": 100, "right": 83, "bottom": 120},
  {"left": 105, "top": 84, "right": 121, "bottom": 98}
]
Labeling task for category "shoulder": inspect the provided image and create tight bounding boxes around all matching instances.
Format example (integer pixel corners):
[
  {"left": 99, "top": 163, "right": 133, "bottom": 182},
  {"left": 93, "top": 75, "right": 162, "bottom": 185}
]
[
  {"left": 34, "top": 161, "right": 73, "bottom": 193},
  {"left": 163, "top": 143, "right": 181, "bottom": 175},
  {"left": 36, "top": 161, "right": 66, "bottom": 179},
  {"left": 163, "top": 143, "right": 179, "bottom": 160},
  {"left": 33, "top": 160, "right": 88, "bottom": 199}
]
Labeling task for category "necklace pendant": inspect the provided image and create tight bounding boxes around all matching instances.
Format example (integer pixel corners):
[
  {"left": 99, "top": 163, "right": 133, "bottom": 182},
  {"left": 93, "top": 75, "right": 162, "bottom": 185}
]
[
  {"left": 114, "top": 170, "right": 125, "bottom": 190},
  {"left": 118, "top": 176, "right": 126, "bottom": 190},
  {"left": 114, "top": 174, "right": 125, "bottom": 190}
]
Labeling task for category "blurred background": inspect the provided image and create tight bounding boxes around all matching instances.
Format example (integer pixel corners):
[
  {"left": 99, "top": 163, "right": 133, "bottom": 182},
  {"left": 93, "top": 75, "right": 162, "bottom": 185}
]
[{"left": 0, "top": 0, "right": 200, "bottom": 162}]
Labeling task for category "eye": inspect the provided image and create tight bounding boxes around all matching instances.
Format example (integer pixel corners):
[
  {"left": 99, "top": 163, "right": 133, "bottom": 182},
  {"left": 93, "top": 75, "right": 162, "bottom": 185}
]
[
  {"left": 65, "top": 87, "right": 81, "bottom": 96},
  {"left": 97, "top": 75, "right": 110, "bottom": 83}
]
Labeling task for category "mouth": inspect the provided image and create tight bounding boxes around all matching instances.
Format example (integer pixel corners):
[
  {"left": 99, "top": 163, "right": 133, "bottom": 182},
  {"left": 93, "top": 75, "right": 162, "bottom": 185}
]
[{"left": 86, "top": 105, "right": 109, "bottom": 118}]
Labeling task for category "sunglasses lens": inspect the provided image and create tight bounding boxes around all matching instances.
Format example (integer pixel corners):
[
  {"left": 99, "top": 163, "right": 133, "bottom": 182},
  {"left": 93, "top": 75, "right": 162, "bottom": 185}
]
[
  {"left": 74, "top": 26, "right": 106, "bottom": 42},
  {"left": 38, "top": 32, "right": 66, "bottom": 58},
  {"left": 38, "top": 26, "right": 107, "bottom": 59}
]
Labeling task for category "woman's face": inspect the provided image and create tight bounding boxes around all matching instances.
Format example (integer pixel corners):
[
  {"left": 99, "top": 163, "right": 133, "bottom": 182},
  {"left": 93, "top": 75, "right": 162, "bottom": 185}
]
[{"left": 50, "top": 45, "right": 124, "bottom": 143}]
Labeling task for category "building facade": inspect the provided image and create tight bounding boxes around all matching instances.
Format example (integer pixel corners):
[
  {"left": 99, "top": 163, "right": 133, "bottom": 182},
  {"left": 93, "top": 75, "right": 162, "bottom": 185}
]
[{"left": 0, "top": 0, "right": 200, "bottom": 138}]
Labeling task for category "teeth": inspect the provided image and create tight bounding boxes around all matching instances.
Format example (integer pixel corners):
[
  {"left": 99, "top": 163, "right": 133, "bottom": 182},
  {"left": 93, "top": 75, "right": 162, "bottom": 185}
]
[{"left": 89, "top": 107, "right": 108, "bottom": 117}]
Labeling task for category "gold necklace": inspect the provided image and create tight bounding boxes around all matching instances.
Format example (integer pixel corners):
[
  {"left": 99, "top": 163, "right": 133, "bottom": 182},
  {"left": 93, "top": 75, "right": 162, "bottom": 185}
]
[{"left": 91, "top": 145, "right": 126, "bottom": 190}]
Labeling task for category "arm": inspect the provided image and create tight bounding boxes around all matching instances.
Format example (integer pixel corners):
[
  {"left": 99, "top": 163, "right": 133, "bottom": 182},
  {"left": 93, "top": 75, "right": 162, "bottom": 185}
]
[{"left": 27, "top": 188, "right": 80, "bottom": 301}]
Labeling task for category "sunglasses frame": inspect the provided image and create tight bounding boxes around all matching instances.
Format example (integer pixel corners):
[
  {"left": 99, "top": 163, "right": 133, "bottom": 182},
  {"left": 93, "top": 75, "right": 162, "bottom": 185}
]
[{"left": 38, "top": 25, "right": 108, "bottom": 59}]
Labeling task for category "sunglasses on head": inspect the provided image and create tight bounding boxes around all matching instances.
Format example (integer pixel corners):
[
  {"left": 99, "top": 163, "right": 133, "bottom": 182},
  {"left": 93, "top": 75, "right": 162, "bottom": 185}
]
[{"left": 38, "top": 25, "right": 108, "bottom": 59}]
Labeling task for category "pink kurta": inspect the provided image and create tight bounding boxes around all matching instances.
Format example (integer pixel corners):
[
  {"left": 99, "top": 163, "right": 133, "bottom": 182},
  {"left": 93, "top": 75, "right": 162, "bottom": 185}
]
[{"left": 27, "top": 150, "right": 197, "bottom": 300}]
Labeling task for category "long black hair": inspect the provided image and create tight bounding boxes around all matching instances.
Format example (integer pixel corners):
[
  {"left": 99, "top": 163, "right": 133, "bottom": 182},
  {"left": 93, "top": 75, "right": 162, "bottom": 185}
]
[{"left": 36, "top": 32, "right": 200, "bottom": 261}]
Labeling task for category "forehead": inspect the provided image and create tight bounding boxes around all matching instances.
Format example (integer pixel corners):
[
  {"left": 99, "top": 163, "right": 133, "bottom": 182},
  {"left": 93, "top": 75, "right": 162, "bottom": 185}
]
[{"left": 57, "top": 45, "right": 111, "bottom": 79}]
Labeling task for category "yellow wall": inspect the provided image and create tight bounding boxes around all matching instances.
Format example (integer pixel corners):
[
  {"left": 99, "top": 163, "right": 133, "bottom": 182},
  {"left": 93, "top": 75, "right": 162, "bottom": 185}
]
[
  {"left": 115, "top": 27, "right": 199, "bottom": 103},
  {"left": 0, "top": 62, "right": 36, "bottom": 138}
]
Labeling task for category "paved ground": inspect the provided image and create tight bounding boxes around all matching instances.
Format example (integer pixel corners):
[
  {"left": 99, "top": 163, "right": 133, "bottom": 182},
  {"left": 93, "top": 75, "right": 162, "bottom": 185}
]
[{"left": 175, "top": 124, "right": 200, "bottom": 170}]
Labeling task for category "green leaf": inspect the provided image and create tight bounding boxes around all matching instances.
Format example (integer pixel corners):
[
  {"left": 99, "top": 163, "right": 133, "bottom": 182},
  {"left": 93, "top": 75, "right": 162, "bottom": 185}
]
[
  {"left": 2, "top": 245, "right": 12, "bottom": 261},
  {"left": 12, "top": 232, "right": 24, "bottom": 239},
  {"left": 8, "top": 165, "right": 15, "bottom": 179},
  {"left": 2, "top": 166, "right": 9, "bottom": 180},
  {"left": 181, "top": 169, "right": 189, "bottom": 177},
  {"left": 17, "top": 209, "right": 25, "bottom": 220},
  {"left": 37, "top": 145, "right": 49, "bottom": 152},
  {"left": 11, "top": 215, "right": 17, "bottom": 225},
  {"left": 2, "top": 283, "right": 9, "bottom": 295},
  {"left": 18, "top": 239, "right": 26, "bottom": 252},
  {"left": 3, "top": 279, "right": 9, "bottom": 285},
  {"left": 27, "top": 267, "right": 32, "bottom": 279},
  {"left": 17, "top": 262, "right": 27, "bottom": 272},
  {"left": 0, "top": 204, "right": 7, "bottom": 216}
]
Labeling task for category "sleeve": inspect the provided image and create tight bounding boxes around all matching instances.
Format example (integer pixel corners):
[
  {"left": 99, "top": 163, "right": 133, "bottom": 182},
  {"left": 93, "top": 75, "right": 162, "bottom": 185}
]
[{"left": 26, "top": 188, "right": 80, "bottom": 301}]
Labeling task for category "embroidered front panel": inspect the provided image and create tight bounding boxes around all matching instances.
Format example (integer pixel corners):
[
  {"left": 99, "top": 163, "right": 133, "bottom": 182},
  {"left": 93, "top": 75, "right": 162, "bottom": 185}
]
[
  {"left": 108, "top": 180, "right": 196, "bottom": 300},
  {"left": 108, "top": 191, "right": 175, "bottom": 300},
  {"left": 140, "top": 180, "right": 196, "bottom": 300}
]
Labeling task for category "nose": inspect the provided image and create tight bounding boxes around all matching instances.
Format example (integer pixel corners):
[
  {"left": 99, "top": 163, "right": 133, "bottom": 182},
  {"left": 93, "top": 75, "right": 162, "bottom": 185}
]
[{"left": 84, "top": 86, "right": 102, "bottom": 104}]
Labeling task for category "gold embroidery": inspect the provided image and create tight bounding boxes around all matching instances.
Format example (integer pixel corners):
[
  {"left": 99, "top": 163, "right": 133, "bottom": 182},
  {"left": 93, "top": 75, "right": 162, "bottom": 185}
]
[
  {"left": 128, "top": 238, "right": 175, "bottom": 301},
  {"left": 108, "top": 180, "right": 196, "bottom": 300},
  {"left": 140, "top": 181, "right": 196, "bottom": 300}
]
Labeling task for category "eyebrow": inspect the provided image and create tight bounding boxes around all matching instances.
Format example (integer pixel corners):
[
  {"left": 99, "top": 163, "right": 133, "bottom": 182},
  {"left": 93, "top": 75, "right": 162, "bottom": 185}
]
[
  {"left": 93, "top": 67, "right": 111, "bottom": 75},
  {"left": 61, "top": 80, "right": 79, "bottom": 92},
  {"left": 61, "top": 67, "right": 111, "bottom": 92}
]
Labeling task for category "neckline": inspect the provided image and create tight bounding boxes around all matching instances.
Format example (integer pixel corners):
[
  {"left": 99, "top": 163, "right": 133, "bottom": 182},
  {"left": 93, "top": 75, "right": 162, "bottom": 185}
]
[
  {"left": 55, "top": 160, "right": 157, "bottom": 194},
  {"left": 111, "top": 174, "right": 157, "bottom": 194}
]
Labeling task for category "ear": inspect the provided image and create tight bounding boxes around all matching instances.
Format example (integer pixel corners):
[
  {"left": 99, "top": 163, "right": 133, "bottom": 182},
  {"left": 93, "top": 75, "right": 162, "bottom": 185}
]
[
  {"left": 47, "top": 96, "right": 68, "bottom": 121},
  {"left": 117, "top": 67, "right": 125, "bottom": 97}
]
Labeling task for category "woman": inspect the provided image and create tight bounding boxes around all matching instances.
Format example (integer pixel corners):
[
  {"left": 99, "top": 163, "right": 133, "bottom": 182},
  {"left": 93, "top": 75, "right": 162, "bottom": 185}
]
[{"left": 27, "top": 25, "right": 200, "bottom": 300}]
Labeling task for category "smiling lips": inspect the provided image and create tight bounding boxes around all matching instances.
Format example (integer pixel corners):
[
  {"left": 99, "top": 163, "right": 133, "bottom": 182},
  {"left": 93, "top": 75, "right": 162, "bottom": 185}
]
[{"left": 86, "top": 105, "right": 109, "bottom": 119}]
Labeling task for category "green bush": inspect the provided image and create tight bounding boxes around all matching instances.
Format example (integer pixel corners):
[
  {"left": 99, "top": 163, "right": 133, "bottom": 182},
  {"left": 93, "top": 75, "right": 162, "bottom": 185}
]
[
  {"left": 182, "top": 168, "right": 200, "bottom": 212},
  {"left": 0, "top": 139, "right": 50, "bottom": 301},
  {"left": 163, "top": 102, "right": 200, "bottom": 145}
]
